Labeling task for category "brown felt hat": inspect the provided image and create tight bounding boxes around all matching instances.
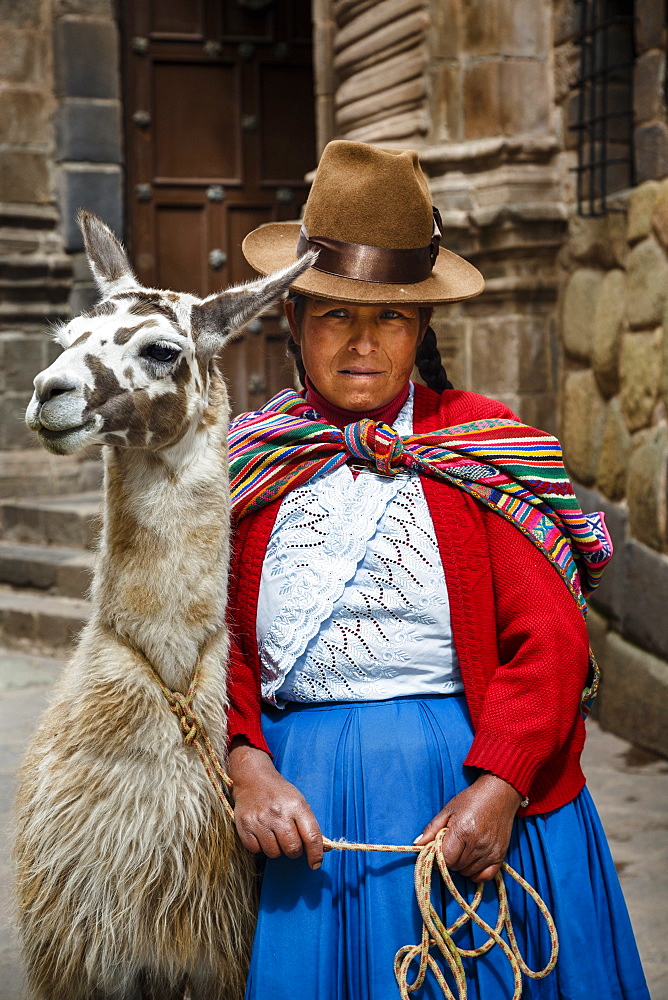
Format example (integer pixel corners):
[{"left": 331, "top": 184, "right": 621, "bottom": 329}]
[{"left": 242, "top": 140, "right": 484, "bottom": 304}]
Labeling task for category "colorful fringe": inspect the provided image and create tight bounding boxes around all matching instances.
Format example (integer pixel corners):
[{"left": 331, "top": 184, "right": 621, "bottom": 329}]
[{"left": 229, "top": 389, "right": 613, "bottom": 711}]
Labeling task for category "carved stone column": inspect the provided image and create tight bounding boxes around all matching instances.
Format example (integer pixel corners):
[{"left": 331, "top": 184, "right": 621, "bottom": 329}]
[{"left": 330, "top": 0, "right": 431, "bottom": 145}]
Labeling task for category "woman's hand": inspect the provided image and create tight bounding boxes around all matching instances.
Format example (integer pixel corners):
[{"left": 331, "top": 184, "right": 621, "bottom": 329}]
[
  {"left": 413, "top": 773, "right": 522, "bottom": 882},
  {"left": 228, "top": 739, "right": 324, "bottom": 870}
]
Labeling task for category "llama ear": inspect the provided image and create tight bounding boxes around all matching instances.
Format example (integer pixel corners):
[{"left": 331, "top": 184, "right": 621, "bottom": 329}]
[
  {"left": 190, "top": 250, "right": 318, "bottom": 361},
  {"left": 78, "top": 210, "right": 139, "bottom": 297}
]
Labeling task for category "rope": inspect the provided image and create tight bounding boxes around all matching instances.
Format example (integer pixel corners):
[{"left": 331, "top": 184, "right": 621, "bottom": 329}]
[
  {"left": 149, "top": 661, "right": 235, "bottom": 821},
  {"left": 152, "top": 662, "right": 559, "bottom": 999}
]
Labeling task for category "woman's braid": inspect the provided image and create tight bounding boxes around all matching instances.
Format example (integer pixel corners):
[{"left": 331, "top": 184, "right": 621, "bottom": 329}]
[
  {"left": 286, "top": 291, "right": 307, "bottom": 387},
  {"left": 416, "top": 326, "right": 453, "bottom": 393},
  {"left": 287, "top": 333, "right": 307, "bottom": 388}
]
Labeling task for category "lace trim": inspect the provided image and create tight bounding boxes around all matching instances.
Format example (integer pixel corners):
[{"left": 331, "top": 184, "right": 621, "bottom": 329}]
[
  {"left": 258, "top": 465, "right": 408, "bottom": 702},
  {"left": 280, "top": 475, "right": 461, "bottom": 703}
]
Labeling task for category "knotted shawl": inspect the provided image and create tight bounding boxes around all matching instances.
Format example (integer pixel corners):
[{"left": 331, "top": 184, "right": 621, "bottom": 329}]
[{"left": 229, "top": 388, "right": 612, "bottom": 710}]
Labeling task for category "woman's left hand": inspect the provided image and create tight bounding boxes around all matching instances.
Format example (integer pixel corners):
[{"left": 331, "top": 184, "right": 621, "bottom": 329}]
[{"left": 413, "top": 772, "right": 522, "bottom": 882}]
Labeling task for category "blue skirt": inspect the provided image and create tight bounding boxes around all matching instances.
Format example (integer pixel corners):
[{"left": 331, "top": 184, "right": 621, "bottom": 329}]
[{"left": 245, "top": 695, "right": 649, "bottom": 1000}]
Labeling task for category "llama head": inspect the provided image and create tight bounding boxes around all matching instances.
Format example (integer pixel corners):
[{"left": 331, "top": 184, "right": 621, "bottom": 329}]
[{"left": 26, "top": 211, "right": 316, "bottom": 455}]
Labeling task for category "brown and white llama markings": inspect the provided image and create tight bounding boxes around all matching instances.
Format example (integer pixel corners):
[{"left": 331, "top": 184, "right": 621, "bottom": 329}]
[{"left": 15, "top": 211, "right": 316, "bottom": 1000}]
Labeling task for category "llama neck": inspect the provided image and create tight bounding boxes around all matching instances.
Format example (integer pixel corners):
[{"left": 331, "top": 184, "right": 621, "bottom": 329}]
[{"left": 91, "top": 404, "right": 230, "bottom": 691}]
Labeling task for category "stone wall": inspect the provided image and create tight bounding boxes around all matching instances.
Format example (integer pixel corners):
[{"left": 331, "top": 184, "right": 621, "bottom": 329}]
[
  {"left": 420, "top": 0, "right": 567, "bottom": 431},
  {"left": 326, "top": 0, "right": 431, "bottom": 146},
  {"left": 553, "top": 0, "right": 668, "bottom": 757},
  {"left": 634, "top": 0, "right": 668, "bottom": 183},
  {"left": 53, "top": 0, "right": 123, "bottom": 316},
  {"left": 558, "top": 185, "right": 668, "bottom": 756},
  {"left": 0, "top": 0, "right": 69, "bottom": 452},
  {"left": 311, "top": 0, "right": 569, "bottom": 430},
  {"left": 0, "top": 0, "right": 122, "bottom": 457}
]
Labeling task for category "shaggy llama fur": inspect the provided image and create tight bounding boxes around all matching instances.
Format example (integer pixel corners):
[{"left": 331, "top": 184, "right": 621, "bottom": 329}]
[{"left": 14, "top": 211, "right": 315, "bottom": 1000}]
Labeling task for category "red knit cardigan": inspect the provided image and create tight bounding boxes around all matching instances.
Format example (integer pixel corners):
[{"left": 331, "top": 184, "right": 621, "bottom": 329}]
[{"left": 226, "top": 384, "right": 591, "bottom": 817}]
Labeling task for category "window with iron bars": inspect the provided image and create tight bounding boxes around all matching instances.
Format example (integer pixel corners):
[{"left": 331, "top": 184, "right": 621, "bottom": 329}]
[{"left": 570, "top": 0, "right": 636, "bottom": 216}]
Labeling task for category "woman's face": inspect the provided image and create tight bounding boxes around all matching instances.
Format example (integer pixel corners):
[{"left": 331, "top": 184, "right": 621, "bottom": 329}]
[{"left": 285, "top": 297, "right": 428, "bottom": 412}]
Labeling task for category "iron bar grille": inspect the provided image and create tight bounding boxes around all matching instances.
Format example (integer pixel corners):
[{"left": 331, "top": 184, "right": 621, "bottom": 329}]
[{"left": 570, "top": 0, "right": 636, "bottom": 216}]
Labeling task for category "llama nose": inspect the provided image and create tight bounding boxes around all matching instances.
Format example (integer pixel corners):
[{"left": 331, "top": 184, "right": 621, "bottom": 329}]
[{"left": 34, "top": 373, "right": 79, "bottom": 404}]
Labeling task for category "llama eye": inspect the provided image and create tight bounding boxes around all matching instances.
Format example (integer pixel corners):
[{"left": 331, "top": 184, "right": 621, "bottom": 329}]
[{"left": 143, "top": 344, "right": 180, "bottom": 363}]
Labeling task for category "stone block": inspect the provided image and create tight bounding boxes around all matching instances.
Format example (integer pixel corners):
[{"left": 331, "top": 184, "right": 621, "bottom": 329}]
[
  {"left": 625, "top": 238, "right": 668, "bottom": 330},
  {"left": 69, "top": 284, "right": 98, "bottom": 316},
  {"left": 470, "top": 316, "right": 519, "bottom": 395},
  {"left": 650, "top": 176, "right": 668, "bottom": 251},
  {"left": 431, "top": 64, "right": 463, "bottom": 143},
  {"left": 619, "top": 329, "right": 663, "bottom": 431},
  {"left": 623, "top": 540, "right": 668, "bottom": 660},
  {"left": 0, "top": 0, "right": 41, "bottom": 25},
  {"left": 596, "top": 631, "right": 668, "bottom": 758},
  {"left": 0, "top": 27, "right": 43, "bottom": 84},
  {"left": 54, "top": 17, "right": 119, "bottom": 99},
  {"left": 71, "top": 251, "right": 94, "bottom": 283},
  {"left": 568, "top": 211, "right": 628, "bottom": 268},
  {"left": 0, "top": 88, "right": 51, "bottom": 145},
  {"left": 45, "top": 338, "right": 64, "bottom": 368},
  {"left": 60, "top": 165, "right": 123, "bottom": 251},
  {"left": 497, "top": 0, "right": 549, "bottom": 57},
  {"left": 561, "top": 369, "right": 606, "bottom": 484},
  {"left": 517, "top": 392, "right": 557, "bottom": 436},
  {"left": 553, "top": 40, "right": 578, "bottom": 104},
  {"left": 554, "top": 0, "right": 577, "bottom": 45},
  {"left": 635, "top": 122, "right": 668, "bottom": 185},
  {"left": 56, "top": 98, "right": 122, "bottom": 164},
  {"left": 574, "top": 482, "right": 628, "bottom": 625},
  {"left": 0, "top": 150, "right": 50, "bottom": 204},
  {"left": 430, "top": 0, "right": 462, "bottom": 60},
  {"left": 463, "top": 61, "right": 502, "bottom": 139},
  {"left": 596, "top": 397, "right": 632, "bottom": 501},
  {"left": 591, "top": 269, "right": 625, "bottom": 397},
  {"left": 499, "top": 60, "right": 550, "bottom": 134},
  {"left": 627, "top": 180, "right": 660, "bottom": 243},
  {"left": 635, "top": 0, "right": 666, "bottom": 54},
  {"left": 626, "top": 425, "right": 667, "bottom": 551},
  {"left": 518, "top": 318, "right": 550, "bottom": 394},
  {"left": 562, "top": 267, "right": 604, "bottom": 361},
  {"left": 463, "top": 0, "right": 499, "bottom": 55},
  {"left": 0, "top": 394, "right": 35, "bottom": 450},
  {"left": 634, "top": 50, "right": 666, "bottom": 125},
  {"left": 0, "top": 332, "right": 48, "bottom": 394}
]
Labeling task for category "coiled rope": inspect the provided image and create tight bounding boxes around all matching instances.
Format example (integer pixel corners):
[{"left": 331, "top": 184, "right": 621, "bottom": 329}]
[{"left": 152, "top": 662, "right": 559, "bottom": 1000}]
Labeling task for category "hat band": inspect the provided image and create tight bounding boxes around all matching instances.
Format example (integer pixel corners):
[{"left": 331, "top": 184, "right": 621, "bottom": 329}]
[{"left": 296, "top": 207, "right": 443, "bottom": 285}]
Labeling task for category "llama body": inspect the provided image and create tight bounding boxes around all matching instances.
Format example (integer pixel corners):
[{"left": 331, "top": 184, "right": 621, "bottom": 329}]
[{"left": 14, "top": 212, "right": 315, "bottom": 1000}]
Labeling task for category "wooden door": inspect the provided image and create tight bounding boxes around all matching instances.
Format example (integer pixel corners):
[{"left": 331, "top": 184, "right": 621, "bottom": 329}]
[{"left": 121, "top": 0, "right": 316, "bottom": 412}]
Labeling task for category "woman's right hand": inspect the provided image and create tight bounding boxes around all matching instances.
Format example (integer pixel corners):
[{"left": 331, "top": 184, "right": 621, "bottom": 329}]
[{"left": 228, "top": 739, "right": 324, "bottom": 870}]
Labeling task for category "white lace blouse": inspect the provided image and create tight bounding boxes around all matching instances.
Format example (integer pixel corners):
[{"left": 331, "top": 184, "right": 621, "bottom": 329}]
[{"left": 256, "top": 386, "right": 463, "bottom": 706}]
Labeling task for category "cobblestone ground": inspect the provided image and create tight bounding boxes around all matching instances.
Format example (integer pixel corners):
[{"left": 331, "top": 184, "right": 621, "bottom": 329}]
[{"left": 0, "top": 650, "right": 666, "bottom": 1000}]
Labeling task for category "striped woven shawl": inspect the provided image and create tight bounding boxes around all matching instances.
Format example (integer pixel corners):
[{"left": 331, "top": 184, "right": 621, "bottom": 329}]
[{"left": 229, "top": 388, "right": 612, "bottom": 709}]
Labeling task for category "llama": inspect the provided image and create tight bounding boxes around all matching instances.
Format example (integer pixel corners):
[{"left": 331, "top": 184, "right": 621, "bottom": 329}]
[{"left": 14, "top": 211, "right": 315, "bottom": 1000}]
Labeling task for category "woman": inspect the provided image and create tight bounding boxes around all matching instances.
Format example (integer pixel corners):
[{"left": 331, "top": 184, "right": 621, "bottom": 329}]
[{"left": 225, "top": 141, "right": 648, "bottom": 1000}]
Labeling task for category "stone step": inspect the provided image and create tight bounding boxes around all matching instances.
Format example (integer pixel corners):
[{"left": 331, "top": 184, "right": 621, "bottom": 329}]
[
  {"left": 0, "top": 492, "right": 102, "bottom": 550},
  {"left": 0, "top": 541, "right": 94, "bottom": 599},
  {"left": 0, "top": 645, "right": 65, "bottom": 691},
  {"left": 0, "top": 585, "right": 90, "bottom": 655},
  {"left": 0, "top": 447, "right": 102, "bottom": 500}
]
